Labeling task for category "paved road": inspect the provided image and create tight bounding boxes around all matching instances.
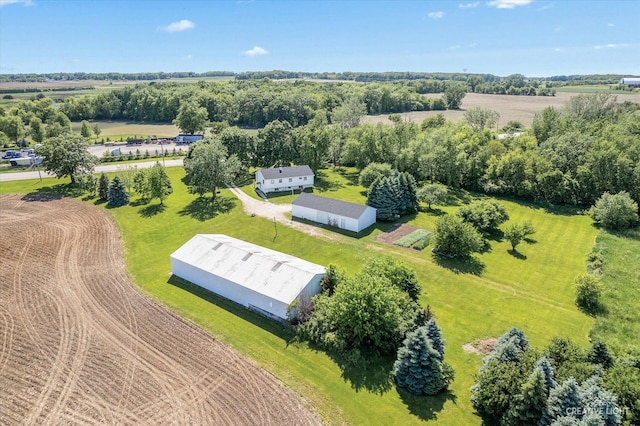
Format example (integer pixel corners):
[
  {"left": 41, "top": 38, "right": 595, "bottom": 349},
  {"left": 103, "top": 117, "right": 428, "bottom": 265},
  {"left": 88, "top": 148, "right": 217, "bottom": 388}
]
[{"left": 0, "top": 159, "right": 184, "bottom": 183}]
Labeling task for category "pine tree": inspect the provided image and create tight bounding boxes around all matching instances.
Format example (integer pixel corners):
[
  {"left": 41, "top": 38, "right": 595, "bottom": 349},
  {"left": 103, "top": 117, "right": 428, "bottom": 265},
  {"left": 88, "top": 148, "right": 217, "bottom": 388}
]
[
  {"left": 367, "top": 176, "right": 398, "bottom": 220},
  {"left": 504, "top": 367, "right": 550, "bottom": 426},
  {"left": 587, "top": 342, "right": 614, "bottom": 370},
  {"left": 108, "top": 176, "right": 129, "bottom": 207},
  {"left": 484, "top": 327, "right": 530, "bottom": 366},
  {"left": 98, "top": 172, "right": 110, "bottom": 200},
  {"left": 579, "top": 376, "right": 621, "bottom": 426},
  {"left": 535, "top": 356, "right": 559, "bottom": 393},
  {"left": 393, "top": 326, "right": 453, "bottom": 395},
  {"left": 425, "top": 318, "right": 445, "bottom": 358},
  {"left": 543, "top": 378, "right": 583, "bottom": 425}
]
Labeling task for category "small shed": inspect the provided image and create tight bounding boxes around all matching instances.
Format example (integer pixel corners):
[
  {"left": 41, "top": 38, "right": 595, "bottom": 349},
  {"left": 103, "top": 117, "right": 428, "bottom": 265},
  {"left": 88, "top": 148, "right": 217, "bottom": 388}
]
[
  {"left": 255, "top": 166, "right": 314, "bottom": 194},
  {"left": 170, "top": 234, "right": 325, "bottom": 321},
  {"left": 292, "top": 193, "right": 377, "bottom": 233}
]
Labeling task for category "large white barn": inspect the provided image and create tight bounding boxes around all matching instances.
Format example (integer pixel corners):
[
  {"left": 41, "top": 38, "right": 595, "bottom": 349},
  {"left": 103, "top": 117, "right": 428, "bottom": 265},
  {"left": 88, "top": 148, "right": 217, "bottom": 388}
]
[
  {"left": 292, "top": 193, "right": 377, "bottom": 233},
  {"left": 255, "top": 166, "right": 314, "bottom": 194},
  {"left": 170, "top": 234, "right": 325, "bottom": 321}
]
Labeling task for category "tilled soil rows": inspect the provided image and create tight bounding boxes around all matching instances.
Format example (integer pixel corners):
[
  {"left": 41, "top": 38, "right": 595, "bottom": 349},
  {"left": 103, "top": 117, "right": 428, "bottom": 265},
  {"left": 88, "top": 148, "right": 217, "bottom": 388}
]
[{"left": 0, "top": 194, "right": 320, "bottom": 425}]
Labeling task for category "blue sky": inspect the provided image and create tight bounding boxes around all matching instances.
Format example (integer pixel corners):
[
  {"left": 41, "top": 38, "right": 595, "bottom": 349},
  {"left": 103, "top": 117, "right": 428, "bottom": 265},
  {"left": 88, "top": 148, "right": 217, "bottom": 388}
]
[{"left": 1, "top": 0, "right": 637, "bottom": 77}]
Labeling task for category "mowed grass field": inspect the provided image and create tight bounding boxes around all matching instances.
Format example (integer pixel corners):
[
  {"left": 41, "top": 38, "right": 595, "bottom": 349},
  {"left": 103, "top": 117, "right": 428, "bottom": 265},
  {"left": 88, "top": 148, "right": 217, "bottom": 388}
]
[
  {"left": 70, "top": 120, "right": 181, "bottom": 141},
  {"left": 1, "top": 166, "right": 601, "bottom": 425}
]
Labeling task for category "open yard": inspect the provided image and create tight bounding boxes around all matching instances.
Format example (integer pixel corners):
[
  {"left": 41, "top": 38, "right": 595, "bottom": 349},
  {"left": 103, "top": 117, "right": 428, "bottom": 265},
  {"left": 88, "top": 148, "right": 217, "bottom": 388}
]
[
  {"left": 363, "top": 91, "right": 640, "bottom": 128},
  {"left": 0, "top": 166, "right": 604, "bottom": 425},
  {"left": 0, "top": 193, "right": 320, "bottom": 425}
]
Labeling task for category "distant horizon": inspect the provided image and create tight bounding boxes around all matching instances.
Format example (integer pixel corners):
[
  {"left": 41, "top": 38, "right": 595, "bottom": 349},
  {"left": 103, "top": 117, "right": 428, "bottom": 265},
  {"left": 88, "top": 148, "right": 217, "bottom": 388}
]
[
  {"left": 1, "top": 0, "right": 638, "bottom": 77},
  {"left": 1, "top": 70, "right": 639, "bottom": 80}
]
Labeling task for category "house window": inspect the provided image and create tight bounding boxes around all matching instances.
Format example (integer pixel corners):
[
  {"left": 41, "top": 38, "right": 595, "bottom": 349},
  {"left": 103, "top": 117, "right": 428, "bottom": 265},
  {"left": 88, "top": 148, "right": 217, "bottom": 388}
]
[
  {"left": 271, "top": 180, "right": 274, "bottom": 184},
  {"left": 279, "top": 179, "right": 282, "bottom": 183},
  {"left": 288, "top": 178, "right": 292, "bottom": 182},
  {"left": 303, "top": 176, "right": 307, "bottom": 181}
]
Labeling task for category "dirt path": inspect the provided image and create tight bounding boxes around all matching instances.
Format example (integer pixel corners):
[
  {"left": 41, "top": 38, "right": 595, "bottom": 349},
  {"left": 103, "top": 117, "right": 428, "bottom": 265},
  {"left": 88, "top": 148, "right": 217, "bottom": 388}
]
[
  {"left": 227, "top": 186, "right": 327, "bottom": 238},
  {"left": 0, "top": 194, "right": 321, "bottom": 425}
]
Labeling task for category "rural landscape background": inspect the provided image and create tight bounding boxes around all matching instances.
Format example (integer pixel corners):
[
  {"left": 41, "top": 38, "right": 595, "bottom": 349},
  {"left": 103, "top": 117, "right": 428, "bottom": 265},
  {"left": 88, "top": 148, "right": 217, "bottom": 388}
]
[{"left": 1, "top": 0, "right": 640, "bottom": 425}]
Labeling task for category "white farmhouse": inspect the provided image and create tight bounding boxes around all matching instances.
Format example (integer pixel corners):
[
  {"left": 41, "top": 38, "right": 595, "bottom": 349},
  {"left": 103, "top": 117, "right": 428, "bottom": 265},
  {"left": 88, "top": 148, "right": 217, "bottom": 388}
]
[
  {"left": 292, "top": 193, "right": 377, "bottom": 233},
  {"left": 255, "top": 166, "right": 314, "bottom": 194},
  {"left": 170, "top": 234, "right": 325, "bottom": 321}
]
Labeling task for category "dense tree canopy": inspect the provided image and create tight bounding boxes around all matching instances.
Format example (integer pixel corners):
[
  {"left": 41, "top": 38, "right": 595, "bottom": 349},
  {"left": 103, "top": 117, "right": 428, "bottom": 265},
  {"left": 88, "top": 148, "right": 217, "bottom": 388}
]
[
  {"left": 37, "top": 134, "right": 97, "bottom": 184},
  {"left": 183, "top": 137, "right": 242, "bottom": 199}
]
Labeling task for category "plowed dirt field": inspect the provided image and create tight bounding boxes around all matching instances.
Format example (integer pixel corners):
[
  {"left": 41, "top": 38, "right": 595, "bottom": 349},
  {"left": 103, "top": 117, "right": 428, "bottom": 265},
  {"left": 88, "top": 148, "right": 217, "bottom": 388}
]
[{"left": 0, "top": 194, "right": 320, "bottom": 425}]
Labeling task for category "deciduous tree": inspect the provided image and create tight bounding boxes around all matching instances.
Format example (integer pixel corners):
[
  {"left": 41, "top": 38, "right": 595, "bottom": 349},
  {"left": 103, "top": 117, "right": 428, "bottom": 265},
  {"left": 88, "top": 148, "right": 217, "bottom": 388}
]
[
  {"left": 173, "top": 100, "right": 208, "bottom": 135},
  {"left": 36, "top": 134, "right": 97, "bottom": 185},
  {"left": 183, "top": 138, "right": 242, "bottom": 200},
  {"left": 433, "top": 214, "right": 483, "bottom": 258}
]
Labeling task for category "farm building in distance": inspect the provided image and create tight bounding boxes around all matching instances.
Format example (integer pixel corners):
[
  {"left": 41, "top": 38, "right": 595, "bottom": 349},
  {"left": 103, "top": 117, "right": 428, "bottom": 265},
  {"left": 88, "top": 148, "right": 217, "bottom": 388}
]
[
  {"left": 292, "top": 193, "right": 377, "bottom": 233},
  {"left": 620, "top": 77, "right": 640, "bottom": 86},
  {"left": 170, "top": 234, "right": 325, "bottom": 321},
  {"left": 255, "top": 165, "right": 315, "bottom": 194}
]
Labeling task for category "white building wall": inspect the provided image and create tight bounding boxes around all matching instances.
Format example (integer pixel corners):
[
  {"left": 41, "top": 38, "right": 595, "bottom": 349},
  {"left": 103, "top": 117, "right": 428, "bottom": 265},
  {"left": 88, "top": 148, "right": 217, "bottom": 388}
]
[
  {"left": 357, "top": 207, "right": 377, "bottom": 232},
  {"left": 292, "top": 204, "right": 318, "bottom": 223},
  {"left": 170, "top": 256, "right": 324, "bottom": 321},
  {"left": 255, "top": 172, "right": 314, "bottom": 193},
  {"left": 171, "top": 257, "right": 285, "bottom": 319},
  {"left": 292, "top": 205, "right": 368, "bottom": 232}
]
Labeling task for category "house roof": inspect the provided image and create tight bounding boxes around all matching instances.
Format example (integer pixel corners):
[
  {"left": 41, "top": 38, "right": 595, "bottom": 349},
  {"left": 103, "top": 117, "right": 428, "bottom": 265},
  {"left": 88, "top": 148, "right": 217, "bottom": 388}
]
[
  {"left": 170, "top": 234, "right": 325, "bottom": 305},
  {"left": 292, "top": 193, "right": 374, "bottom": 220},
  {"left": 258, "top": 165, "right": 314, "bottom": 180}
]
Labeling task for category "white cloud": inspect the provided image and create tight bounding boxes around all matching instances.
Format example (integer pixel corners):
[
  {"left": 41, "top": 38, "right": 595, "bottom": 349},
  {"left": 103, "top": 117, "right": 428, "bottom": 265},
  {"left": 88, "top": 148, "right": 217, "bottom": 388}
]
[
  {"left": 537, "top": 3, "right": 554, "bottom": 11},
  {"left": 242, "top": 46, "right": 268, "bottom": 57},
  {"left": 158, "top": 19, "right": 195, "bottom": 33},
  {"left": 183, "top": 54, "right": 193, "bottom": 60},
  {"left": 607, "top": 23, "right": 615, "bottom": 27},
  {"left": 0, "top": 0, "right": 34, "bottom": 7},
  {"left": 428, "top": 11, "right": 444, "bottom": 19},
  {"left": 449, "top": 45, "right": 462, "bottom": 50},
  {"left": 468, "top": 42, "right": 478, "bottom": 48},
  {"left": 594, "top": 43, "right": 629, "bottom": 49},
  {"left": 554, "top": 48, "right": 562, "bottom": 52},
  {"left": 458, "top": 1, "right": 480, "bottom": 8},
  {"left": 486, "top": 0, "right": 532, "bottom": 9}
]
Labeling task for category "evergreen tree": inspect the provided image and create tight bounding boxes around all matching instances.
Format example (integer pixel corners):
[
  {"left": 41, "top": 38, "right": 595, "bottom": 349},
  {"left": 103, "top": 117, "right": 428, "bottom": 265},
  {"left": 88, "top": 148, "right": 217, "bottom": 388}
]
[
  {"left": 504, "top": 367, "right": 549, "bottom": 426},
  {"left": 425, "top": 318, "right": 445, "bottom": 358},
  {"left": 579, "top": 376, "right": 621, "bottom": 426},
  {"left": 98, "top": 172, "right": 110, "bottom": 200},
  {"left": 543, "top": 378, "right": 583, "bottom": 425},
  {"left": 587, "top": 342, "right": 614, "bottom": 370},
  {"left": 393, "top": 326, "right": 453, "bottom": 395},
  {"left": 107, "top": 176, "right": 129, "bottom": 207},
  {"left": 483, "top": 327, "right": 530, "bottom": 367},
  {"left": 536, "top": 356, "right": 559, "bottom": 393},
  {"left": 367, "top": 176, "right": 398, "bottom": 220}
]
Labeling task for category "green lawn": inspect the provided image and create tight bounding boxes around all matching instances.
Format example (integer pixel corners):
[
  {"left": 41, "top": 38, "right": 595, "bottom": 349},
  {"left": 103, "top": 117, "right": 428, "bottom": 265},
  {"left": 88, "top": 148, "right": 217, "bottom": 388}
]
[
  {"left": 71, "top": 120, "right": 181, "bottom": 141},
  {"left": 1, "top": 167, "right": 600, "bottom": 425},
  {"left": 589, "top": 228, "right": 640, "bottom": 354}
]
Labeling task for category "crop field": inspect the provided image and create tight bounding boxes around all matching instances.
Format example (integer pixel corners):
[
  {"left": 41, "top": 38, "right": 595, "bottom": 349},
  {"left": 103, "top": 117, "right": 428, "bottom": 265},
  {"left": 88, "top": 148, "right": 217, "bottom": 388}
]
[
  {"left": 0, "top": 193, "right": 320, "bottom": 425},
  {"left": 363, "top": 91, "right": 640, "bottom": 128},
  {"left": 0, "top": 166, "right": 605, "bottom": 425}
]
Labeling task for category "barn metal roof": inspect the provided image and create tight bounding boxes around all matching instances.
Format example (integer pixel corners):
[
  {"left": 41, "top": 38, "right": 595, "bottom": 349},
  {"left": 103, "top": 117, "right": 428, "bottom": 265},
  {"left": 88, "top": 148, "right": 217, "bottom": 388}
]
[
  {"left": 258, "top": 165, "right": 314, "bottom": 180},
  {"left": 292, "top": 193, "right": 374, "bottom": 220},
  {"left": 170, "top": 234, "right": 325, "bottom": 304}
]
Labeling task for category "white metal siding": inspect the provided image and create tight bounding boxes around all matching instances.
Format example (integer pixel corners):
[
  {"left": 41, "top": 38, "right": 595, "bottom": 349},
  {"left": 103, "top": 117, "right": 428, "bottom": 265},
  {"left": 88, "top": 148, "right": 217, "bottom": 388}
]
[
  {"left": 171, "top": 256, "right": 291, "bottom": 320},
  {"left": 357, "top": 207, "right": 377, "bottom": 232}
]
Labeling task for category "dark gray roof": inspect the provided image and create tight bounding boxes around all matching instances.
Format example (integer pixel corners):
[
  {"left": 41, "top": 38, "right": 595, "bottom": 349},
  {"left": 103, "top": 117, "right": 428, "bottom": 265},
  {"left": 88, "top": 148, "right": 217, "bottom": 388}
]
[
  {"left": 292, "top": 193, "right": 374, "bottom": 220},
  {"left": 258, "top": 166, "right": 314, "bottom": 180}
]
